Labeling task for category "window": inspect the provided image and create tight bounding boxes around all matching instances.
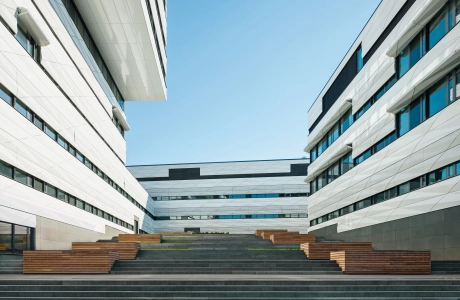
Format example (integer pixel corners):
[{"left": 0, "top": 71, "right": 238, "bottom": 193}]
[
  {"left": 340, "top": 108, "right": 353, "bottom": 133},
  {"left": 45, "top": 184, "right": 57, "bottom": 197},
  {"left": 317, "top": 136, "right": 327, "bottom": 157},
  {"left": 428, "top": 168, "right": 447, "bottom": 185},
  {"left": 397, "top": 33, "right": 423, "bottom": 78},
  {"left": 357, "top": 46, "right": 364, "bottom": 71},
  {"left": 397, "top": 107, "right": 410, "bottom": 137},
  {"left": 398, "top": 182, "right": 410, "bottom": 195},
  {"left": 76, "top": 151, "right": 84, "bottom": 163},
  {"left": 33, "top": 116, "right": 43, "bottom": 130},
  {"left": 0, "top": 161, "right": 13, "bottom": 178},
  {"left": 0, "top": 84, "right": 13, "bottom": 105},
  {"left": 34, "top": 179, "right": 43, "bottom": 192},
  {"left": 428, "top": 78, "right": 448, "bottom": 117},
  {"left": 76, "top": 199, "right": 84, "bottom": 209},
  {"left": 69, "top": 196, "right": 76, "bottom": 206},
  {"left": 16, "top": 24, "right": 40, "bottom": 62},
  {"left": 57, "top": 190, "right": 67, "bottom": 202},
  {"left": 44, "top": 124, "right": 57, "bottom": 140},
  {"left": 428, "top": 8, "right": 448, "bottom": 50},
  {"left": 310, "top": 147, "right": 317, "bottom": 162},
  {"left": 69, "top": 145, "right": 76, "bottom": 156},
  {"left": 57, "top": 135, "right": 68, "bottom": 149},
  {"left": 341, "top": 152, "right": 353, "bottom": 174},
  {"left": 328, "top": 123, "right": 339, "bottom": 145},
  {"left": 14, "top": 99, "right": 32, "bottom": 121},
  {"left": 15, "top": 169, "right": 32, "bottom": 186}
]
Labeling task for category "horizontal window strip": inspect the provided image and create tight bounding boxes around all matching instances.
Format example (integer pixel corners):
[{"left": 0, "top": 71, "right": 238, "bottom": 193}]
[
  {"left": 310, "top": 0, "right": 459, "bottom": 163},
  {"left": 153, "top": 192, "right": 309, "bottom": 201},
  {"left": 310, "top": 65, "right": 460, "bottom": 194},
  {"left": 0, "top": 159, "right": 134, "bottom": 231},
  {"left": 155, "top": 213, "right": 308, "bottom": 221},
  {"left": 0, "top": 82, "right": 155, "bottom": 221},
  {"left": 310, "top": 159, "right": 460, "bottom": 227}
]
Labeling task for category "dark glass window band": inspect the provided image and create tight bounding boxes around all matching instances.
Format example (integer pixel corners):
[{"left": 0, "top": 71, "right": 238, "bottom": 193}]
[
  {"left": 153, "top": 192, "right": 309, "bottom": 201},
  {"left": 155, "top": 213, "right": 308, "bottom": 221},
  {"left": 0, "top": 159, "right": 134, "bottom": 231}
]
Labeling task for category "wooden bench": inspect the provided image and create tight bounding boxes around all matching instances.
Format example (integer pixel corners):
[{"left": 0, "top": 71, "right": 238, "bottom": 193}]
[
  {"left": 0, "top": 243, "right": 6, "bottom": 251},
  {"left": 23, "top": 250, "right": 119, "bottom": 274},
  {"left": 330, "top": 250, "right": 431, "bottom": 274},
  {"left": 255, "top": 229, "right": 288, "bottom": 237},
  {"left": 260, "top": 230, "right": 290, "bottom": 240},
  {"left": 301, "top": 242, "right": 372, "bottom": 259},
  {"left": 270, "top": 232, "right": 315, "bottom": 244},
  {"left": 72, "top": 242, "right": 140, "bottom": 260},
  {"left": 119, "top": 234, "right": 161, "bottom": 244},
  {"left": 158, "top": 232, "right": 193, "bottom": 235}
]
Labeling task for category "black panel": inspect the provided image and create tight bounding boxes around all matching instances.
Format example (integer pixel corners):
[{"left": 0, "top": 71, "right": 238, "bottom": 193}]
[
  {"left": 290, "top": 163, "right": 309, "bottom": 176},
  {"left": 309, "top": 0, "right": 415, "bottom": 134},
  {"left": 169, "top": 168, "right": 200, "bottom": 180},
  {"left": 363, "top": 0, "right": 416, "bottom": 64},
  {"left": 309, "top": 46, "right": 359, "bottom": 133},
  {"left": 137, "top": 163, "right": 310, "bottom": 182}
]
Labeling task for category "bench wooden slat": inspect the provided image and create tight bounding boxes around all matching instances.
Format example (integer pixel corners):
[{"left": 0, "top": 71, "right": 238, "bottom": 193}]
[
  {"left": 255, "top": 229, "right": 288, "bottom": 237},
  {"left": 301, "top": 242, "right": 372, "bottom": 259},
  {"left": 270, "top": 232, "right": 315, "bottom": 244},
  {"left": 72, "top": 242, "right": 140, "bottom": 260},
  {"left": 23, "top": 250, "right": 119, "bottom": 274},
  {"left": 330, "top": 250, "right": 431, "bottom": 274},
  {"left": 118, "top": 234, "right": 161, "bottom": 244}
]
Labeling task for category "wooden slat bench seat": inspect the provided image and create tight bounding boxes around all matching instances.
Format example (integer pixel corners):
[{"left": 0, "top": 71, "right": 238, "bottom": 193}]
[
  {"left": 118, "top": 234, "right": 161, "bottom": 244},
  {"left": 158, "top": 232, "right": 193, "bottom": 235},
  {"left": 72, "top": 242, "right": 140, "bottom": 260},
  {"left": 23, "top": 250, "right": 119, "bottom": 274},
  {"left": 330, "top": 250, "right": 431, "bottom": 274},
  {"left": 260, "top": 230, "right": 290, "bottom": 240},
  {"left": 255, "top": 229, "right": 288, "bottom": 237},
  {"left": 270, "top": 232, "right": 315, "bottom": 244},
  {"left": 301, "top": 242, "right": 372, "bottom": 259}
]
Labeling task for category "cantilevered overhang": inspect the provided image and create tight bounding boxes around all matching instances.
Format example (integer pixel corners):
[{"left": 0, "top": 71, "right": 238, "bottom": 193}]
[{"left": 74, "top": 0, "right": 166, "bottom": 101}]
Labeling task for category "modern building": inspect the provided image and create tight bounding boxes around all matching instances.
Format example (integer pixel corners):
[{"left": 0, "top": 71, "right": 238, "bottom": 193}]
[
  {"left": 305, "top": 0, "right": 460, "bottom": 259},
  {"left": 128, "top": 159, "right": 309, "bottom": 233},
  {"left": 0, "top": 0, "right": 166, "bottom": 251}
]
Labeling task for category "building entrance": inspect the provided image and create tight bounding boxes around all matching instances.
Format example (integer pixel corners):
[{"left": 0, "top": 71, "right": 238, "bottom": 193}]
[{"left": 0, "top": 221, "right": 33, "bottom": 253}]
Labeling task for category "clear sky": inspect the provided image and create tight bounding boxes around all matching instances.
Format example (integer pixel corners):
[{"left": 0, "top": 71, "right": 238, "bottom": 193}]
[{"left": 125, "top": 0, "right": 381, "bottom": 166}]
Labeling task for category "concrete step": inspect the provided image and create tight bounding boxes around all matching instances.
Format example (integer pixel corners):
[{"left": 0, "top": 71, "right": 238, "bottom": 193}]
[{"left": 1, "top": 290, "right": 460, "bottom": 298}]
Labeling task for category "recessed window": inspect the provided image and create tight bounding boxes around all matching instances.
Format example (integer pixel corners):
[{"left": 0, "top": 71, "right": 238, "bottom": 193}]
[
  {"left": 44, "top": 124, "right": 57, "bottom": 140},
  {"left": 45, "top": 184, "right": 57, "bottom": 197},
  {"left": 76, "top": 151, "right": 84, "bottom": 163},
  {"left": 14, "top": 99, "right": 32, "bottom": 121},
  {"left": 428, "top": 8, "right": 448, "bottom": 50},
  {"left": 33, "top": 116, "right": 43, "bottom": 130},
  {"left": 33, "top": 179, "right": 43, "bottom": 192},
  {"left": 16, "top": 24, "right": 40, "bottom": 62},
  {"left": 57, "top": 189, "right": 68, "bottom": 202},
  {"left": 0, "top": 84, "right": 13, "bottom": 105},
  {"left": 57, "top": 135, "right": 68, "bottom": 150},
  {"left": 0, "top": 162, "right": 13, "bottom": 178},
  {"left": 15, "top": 169, "right": 32, "bottom": 186}
]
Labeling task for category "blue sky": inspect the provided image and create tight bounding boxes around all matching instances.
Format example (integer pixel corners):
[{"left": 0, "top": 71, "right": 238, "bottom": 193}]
[{"left": 125, "top": 0, "right": 381, "bottom": 166}]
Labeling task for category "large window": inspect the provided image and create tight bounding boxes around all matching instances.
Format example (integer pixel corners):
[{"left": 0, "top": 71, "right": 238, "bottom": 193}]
[
  {"left": 397, "top": 71, "right": 456, "bottom": 137},
  {"left": 16, "top": 24, "right": 40, "bottom": 62}
]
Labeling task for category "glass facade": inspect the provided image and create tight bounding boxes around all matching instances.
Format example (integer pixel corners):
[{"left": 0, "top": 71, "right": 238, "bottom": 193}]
[
  {"left": 155, "top": 213, "right": 308, "bottom": 221},
  {"left": 0, "top": 221, "right": 33, "bottom": 253}
]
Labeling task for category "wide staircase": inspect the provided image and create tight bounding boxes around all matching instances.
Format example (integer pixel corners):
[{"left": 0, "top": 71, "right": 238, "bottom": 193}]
[
  {"left": 111, "top": 234, "right": 342, "bottom": 274},
  {"left": 0, "top": 255, "right": 22, "bottom": 274}
]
